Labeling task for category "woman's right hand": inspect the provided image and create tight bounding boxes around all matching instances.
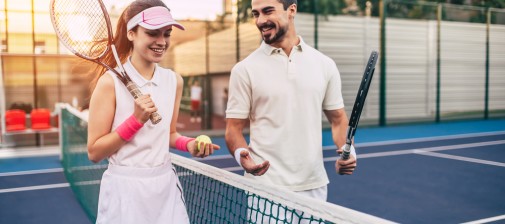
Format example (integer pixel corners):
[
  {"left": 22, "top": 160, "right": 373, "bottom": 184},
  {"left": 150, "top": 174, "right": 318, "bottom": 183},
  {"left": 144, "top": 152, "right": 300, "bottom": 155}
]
[{"left": 133, "top": 94, "right": 157, "bottom": 123}]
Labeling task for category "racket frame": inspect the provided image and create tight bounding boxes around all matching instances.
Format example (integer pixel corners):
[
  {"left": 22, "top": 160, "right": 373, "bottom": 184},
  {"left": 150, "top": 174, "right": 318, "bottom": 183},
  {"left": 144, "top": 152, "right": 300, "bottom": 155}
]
[
  {"left": 342, "top": 51, "right": 378, "bottom": 160},
  {"left": 49, "top": 0, "right": 161, "bottom": 124}
]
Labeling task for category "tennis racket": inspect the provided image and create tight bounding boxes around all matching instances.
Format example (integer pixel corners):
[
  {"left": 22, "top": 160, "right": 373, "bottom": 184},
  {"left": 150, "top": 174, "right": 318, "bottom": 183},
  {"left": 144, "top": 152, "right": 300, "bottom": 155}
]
[
  {"left": 342, "top": 51, "right": 378, "bottom": 160},
  {"left": 50, "top": 0, "right": 162, "bottom": 124}
]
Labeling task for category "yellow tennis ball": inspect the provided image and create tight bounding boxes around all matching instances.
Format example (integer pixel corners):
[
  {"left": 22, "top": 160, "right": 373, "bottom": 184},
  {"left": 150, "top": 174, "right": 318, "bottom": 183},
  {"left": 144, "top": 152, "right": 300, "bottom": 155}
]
[{"left": 196, "top": 135, "right": 212, "bottom": 151}]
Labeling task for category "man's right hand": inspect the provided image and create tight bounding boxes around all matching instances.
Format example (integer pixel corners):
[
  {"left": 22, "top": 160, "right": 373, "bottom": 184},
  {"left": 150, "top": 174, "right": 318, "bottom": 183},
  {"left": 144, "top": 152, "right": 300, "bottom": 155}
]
[{"left": 239, "top": 149, "right": 270, "bottom": 176}]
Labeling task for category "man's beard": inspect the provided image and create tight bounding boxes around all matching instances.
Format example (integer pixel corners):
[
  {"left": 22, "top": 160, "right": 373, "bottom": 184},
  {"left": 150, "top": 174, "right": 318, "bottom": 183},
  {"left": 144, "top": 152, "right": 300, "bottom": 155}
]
[{"left": 259, "top": 22, "right": 287, "bottom": 44}]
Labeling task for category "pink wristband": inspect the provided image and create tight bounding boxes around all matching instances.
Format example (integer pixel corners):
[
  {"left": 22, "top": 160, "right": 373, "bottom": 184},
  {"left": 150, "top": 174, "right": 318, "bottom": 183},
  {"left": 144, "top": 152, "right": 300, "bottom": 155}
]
[
  {"left": 116, "top": 115, "right": 144, "bottom": 141},
  {"left": 175, "top": 136, "right": 194, "bottom": 152}
]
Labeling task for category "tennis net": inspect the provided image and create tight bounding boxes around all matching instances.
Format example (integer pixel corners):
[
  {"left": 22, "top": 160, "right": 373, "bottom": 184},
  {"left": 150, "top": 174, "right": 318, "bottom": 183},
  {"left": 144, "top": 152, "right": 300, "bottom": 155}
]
[{"left": 59, "top": 104, "right": 393, "bottom": 224}]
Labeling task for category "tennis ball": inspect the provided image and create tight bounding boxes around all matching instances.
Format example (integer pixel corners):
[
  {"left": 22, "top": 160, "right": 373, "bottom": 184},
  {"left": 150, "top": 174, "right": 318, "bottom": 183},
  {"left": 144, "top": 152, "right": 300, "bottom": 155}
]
[{"left": 195, "top": 135, "right": 212, "bottom": 152}]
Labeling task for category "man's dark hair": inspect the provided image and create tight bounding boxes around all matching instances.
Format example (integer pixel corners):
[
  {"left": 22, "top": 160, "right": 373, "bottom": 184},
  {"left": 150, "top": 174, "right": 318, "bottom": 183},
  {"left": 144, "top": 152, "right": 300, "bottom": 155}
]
[{"left": 278, "top": 0, "right": 297, "bottom": 10}]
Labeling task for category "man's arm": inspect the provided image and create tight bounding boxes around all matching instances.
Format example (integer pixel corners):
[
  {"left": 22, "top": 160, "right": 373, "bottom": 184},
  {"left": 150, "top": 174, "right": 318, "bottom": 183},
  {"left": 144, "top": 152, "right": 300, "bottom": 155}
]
[
  {"left": 324, "top": 108, "right": 348, "bottom": 148},
  {"left": 225, "top": 118, "right": 249, "bottom": 153},
  {"left": 225, "top": 118, "right": 269, "bottom": 175},
  {"left": 324, "top": 108, "right": 357, "bottom": 175}
]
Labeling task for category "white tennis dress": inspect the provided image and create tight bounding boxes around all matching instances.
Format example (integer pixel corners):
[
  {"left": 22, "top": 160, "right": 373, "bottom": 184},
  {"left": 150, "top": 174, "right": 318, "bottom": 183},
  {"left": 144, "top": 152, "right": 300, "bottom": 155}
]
[{"left": 96, "top": 59, "right": 189, "bottom": 224}]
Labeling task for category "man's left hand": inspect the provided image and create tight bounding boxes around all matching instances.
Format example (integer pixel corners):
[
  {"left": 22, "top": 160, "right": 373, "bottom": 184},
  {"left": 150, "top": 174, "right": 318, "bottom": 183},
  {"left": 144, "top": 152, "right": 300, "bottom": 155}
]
[{"left": 335, "top": 154, "right": 357, "bottom": 175}]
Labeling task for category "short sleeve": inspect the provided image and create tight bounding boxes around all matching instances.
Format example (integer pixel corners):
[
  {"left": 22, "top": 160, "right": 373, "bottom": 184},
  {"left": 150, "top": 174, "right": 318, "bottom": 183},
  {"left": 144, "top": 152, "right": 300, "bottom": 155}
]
[
  {"left": 323, "top": 59, "right": 345, "bottom": 110},
  {"left": 226, "top": 63, "right": 251, "bottom": 119}
]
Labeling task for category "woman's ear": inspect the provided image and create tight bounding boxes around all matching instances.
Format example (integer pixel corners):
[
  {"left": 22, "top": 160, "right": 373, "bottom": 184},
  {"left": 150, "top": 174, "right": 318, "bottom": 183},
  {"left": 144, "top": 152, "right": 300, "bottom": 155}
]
[{"left": 127, "top": 30, "right": 135, "bottom": 41}]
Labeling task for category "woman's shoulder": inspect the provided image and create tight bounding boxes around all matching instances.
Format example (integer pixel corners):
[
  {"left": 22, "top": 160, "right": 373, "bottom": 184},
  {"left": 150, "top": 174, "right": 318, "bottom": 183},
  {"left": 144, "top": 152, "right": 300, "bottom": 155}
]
[
  {"left": 97, "top": 72, "right": 116, "bottom": 88},
  {"left": 91, "top": 72, "right": 116, "bottom": 98}
]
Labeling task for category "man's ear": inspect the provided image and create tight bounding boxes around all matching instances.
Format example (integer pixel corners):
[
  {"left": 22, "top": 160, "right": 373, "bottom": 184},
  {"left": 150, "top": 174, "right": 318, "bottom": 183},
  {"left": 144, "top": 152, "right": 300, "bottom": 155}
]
[{"left": 288, "top": 4, "right": 297, "bottom": 18}]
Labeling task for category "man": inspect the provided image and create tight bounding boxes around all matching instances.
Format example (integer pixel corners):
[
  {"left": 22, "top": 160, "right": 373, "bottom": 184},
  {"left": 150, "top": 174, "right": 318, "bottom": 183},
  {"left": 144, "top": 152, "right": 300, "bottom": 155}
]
[
  {"left": 225, "top": 0, "right": 357, "bottom": 209},
  {"left": 190, "top": 80, "right": 202, "bottom": 123}
]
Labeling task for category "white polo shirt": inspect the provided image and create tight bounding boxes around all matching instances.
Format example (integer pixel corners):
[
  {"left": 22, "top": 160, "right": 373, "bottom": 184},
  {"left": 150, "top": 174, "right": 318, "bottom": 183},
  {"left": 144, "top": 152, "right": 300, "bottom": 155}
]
[{"left": 226, "top": 37, "right": 344, "bottom": 191}]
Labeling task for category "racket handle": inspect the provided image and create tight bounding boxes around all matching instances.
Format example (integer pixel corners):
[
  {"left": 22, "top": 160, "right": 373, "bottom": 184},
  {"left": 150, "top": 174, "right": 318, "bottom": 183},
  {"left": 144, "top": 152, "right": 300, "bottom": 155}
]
[
  {"left": 342, "top": 143, "right": 351, "bottom": 160},
  {"left": 126, "top": 81, "right": 162, "bottom": 124}
]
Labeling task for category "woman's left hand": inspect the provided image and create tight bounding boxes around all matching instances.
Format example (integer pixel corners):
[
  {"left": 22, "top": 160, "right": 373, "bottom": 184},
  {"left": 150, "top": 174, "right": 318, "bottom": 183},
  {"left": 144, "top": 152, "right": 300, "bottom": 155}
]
[{"left": 187, "top": 140, "right": 220, "bottom": 158}]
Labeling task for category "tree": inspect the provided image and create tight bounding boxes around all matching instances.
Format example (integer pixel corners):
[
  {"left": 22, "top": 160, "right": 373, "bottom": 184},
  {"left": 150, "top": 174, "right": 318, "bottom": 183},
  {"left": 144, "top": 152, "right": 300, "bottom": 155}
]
[
  {"left": 238, "top": 0, "right": 347, "bottom": 21},
  {"left": 237, "top": 0, "right": 504, "bottom": 22}
]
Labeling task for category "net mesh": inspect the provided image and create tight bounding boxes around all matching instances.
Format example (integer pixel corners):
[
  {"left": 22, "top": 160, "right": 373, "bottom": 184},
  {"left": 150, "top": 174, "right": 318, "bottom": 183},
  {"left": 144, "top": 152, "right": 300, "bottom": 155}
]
[
  {"left": 59, "top": 104, "right": 392, "bottom": 224},
  {"left": 50, "top": 0, "right": 109, "bottom": 59},
  {"left": 60, "top": 106, "right": 106, "bottom": 221}
]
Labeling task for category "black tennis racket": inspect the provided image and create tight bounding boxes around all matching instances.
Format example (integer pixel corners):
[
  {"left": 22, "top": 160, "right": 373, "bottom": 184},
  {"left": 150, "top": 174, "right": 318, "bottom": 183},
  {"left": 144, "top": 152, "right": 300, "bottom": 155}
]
[
  {"left": 342, "top": 51, "right": 378, "bottom": 160},
  {"left": 50, "top": 0, "right": 162, "bottom": 124}
]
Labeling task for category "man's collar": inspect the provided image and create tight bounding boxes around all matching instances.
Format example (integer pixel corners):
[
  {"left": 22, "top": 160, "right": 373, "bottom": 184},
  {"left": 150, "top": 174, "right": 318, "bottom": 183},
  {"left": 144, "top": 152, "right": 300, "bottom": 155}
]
[{"left": 261, "top": 36, "right": 306, "bottom": 55}]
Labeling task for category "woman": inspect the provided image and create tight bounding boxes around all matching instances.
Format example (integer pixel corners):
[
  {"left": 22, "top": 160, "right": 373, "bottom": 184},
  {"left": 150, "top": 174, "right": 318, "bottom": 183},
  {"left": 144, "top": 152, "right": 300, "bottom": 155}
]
[{"left": 86, "top": 1, "right": 219, "bottom": 223}]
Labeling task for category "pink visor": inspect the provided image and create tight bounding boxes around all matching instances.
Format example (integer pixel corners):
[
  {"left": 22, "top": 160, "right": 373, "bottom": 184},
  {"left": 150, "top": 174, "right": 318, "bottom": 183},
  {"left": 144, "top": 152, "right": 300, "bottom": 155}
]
[{"left": 127, "top": 6, "right": 185, "bottom": 31}]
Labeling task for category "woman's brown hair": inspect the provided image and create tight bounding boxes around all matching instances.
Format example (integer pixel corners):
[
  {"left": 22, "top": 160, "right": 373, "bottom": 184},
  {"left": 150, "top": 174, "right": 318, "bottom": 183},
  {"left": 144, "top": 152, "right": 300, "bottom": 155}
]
[{"left": 89, "top": 0, "right": 169, "bottom": 93}]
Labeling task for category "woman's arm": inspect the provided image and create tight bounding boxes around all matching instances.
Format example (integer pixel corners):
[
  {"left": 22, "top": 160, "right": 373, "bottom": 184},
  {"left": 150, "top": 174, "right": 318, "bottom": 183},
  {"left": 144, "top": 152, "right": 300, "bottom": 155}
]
[
  {"left": 87, "top": 74, "right": 124, "bottom": 163},
  {"left": 169, "top": 74, "right": 184, "bottom": 148},
  {"left": 169, "top": 74, "right": 219, "bottom": 157}
]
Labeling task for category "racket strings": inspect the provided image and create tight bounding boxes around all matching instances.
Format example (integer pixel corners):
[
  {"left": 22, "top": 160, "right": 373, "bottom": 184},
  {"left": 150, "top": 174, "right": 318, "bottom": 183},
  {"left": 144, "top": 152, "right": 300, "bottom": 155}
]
[{"left": 51, "top": 0, "right": 110, "bottom": 59}]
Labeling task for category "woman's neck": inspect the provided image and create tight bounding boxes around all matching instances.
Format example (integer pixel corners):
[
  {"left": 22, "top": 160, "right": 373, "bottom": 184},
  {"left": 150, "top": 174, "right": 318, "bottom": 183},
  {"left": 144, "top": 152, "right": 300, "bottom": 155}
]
[{"left": 129, "top": 55, "right": 155, "bottom": 80}]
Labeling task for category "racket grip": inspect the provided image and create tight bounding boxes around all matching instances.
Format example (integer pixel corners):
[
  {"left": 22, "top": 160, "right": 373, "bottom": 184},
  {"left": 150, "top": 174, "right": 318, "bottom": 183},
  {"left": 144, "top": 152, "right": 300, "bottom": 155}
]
[
  {"left": 342, "top": 144, "right": 351, "bottom": 160},
  {"left": 126, "top": 81, "right": 162, "bottom": 124}
]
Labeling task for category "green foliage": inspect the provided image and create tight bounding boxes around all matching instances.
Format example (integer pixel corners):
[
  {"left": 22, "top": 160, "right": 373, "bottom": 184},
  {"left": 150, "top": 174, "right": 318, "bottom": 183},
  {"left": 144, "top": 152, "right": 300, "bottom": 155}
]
[
  {"left": 357, "top": 0, "right": 381, "bottom": 16},
  {"left": 429, "top": 0, "right": 505, "bottom": 8},
  {"left": 236, "top": 0, "right": 504, "bottom": 22},
  {"left": 297, "top": 0, "right": 347, "bottom": 15},
  {"left": 386, "top": 1, "right": 439, "bottom": 20},
  {"left": 237, "top": 0, "right": 252, "bottom": 22},
  {"left": 237, "top": 0, "right": 347, "bottom": 21}
]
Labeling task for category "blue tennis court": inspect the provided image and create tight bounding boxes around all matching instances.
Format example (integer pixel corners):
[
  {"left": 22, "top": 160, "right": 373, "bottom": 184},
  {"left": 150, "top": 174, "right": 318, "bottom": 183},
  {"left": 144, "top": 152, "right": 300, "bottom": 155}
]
[{"left": 1, "top": 119, "right": 504, "bottom": 223}]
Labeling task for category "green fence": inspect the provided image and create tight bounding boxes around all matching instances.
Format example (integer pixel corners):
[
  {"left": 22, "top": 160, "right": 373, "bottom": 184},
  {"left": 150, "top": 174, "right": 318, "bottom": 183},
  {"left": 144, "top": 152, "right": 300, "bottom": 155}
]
[{"left": 1, "top": 1, "right": 504, "bottom": 134}]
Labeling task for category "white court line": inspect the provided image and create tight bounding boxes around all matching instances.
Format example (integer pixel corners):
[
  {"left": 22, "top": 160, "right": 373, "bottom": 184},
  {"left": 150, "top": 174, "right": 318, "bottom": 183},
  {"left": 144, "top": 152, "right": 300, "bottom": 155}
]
[
  {"left": 67, "top": 164, "right": 108, "bottom": 171},
  {"left": 2, "top": 133, "right": 503, "bottom": 193},
  {"left": 0, "top": 183, "right": 69, "bottom": 194},
  {"left": 0, "top": 146, "right": 60, "bottom": 159},
  {"left": 323, "top": 131, "right": 505, "bottom": 150},
  {"left": 195, "top": 132, "right": 505, "bottom": 162},
  {"left": 3, "top": 139, "right": 502, "bottom": 194},
  {"left": 461, "top": 214, "right": 505, "bottom": 224},
  {"left": 210, "top": 140, "right": 505, "bottom": 172},
  {"left": 0, "top": 168, "right": 63, "bottom": 177},
  {"left": 0, "top": 181, "right": 100, "bottom": 194},
  {"left": 415, "top": 151, "right": 505, "bottom": 167},
  {"left": 73, "top": 180, "right": 101, "bottom": 186},
  {"left": 323, "top": 140, "right": 505, "bottom": 163}
]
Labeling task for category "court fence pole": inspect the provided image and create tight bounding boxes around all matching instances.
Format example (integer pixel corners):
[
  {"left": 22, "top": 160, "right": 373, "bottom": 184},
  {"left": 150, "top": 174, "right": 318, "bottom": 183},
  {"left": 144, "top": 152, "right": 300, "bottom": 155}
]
[
  {"left": 435, "top": 3, "right": 442, "bottom": 123},
  {"left": 3, "top": 0, "right": 8, "bottom": 53},
  {"left": 203, "top": 21, "right": 212, "bottom": 130},
  {"left": 484, "top": 7, "right": 490, "bottom": 119},
  {"left": 0, "top": 55, "right": 5, "bottom": 146},
  {"left": 235, "top": 0, "right": 240, "bottom": 63},
  {"left": 379, "top": 0, "right": 387, "bottom": 126},
  {"left": 31, "top": 0, "right": 41, "bottom": 145},
  {"left": 313, "top": 0, "right": 318, "bottom": 49}
]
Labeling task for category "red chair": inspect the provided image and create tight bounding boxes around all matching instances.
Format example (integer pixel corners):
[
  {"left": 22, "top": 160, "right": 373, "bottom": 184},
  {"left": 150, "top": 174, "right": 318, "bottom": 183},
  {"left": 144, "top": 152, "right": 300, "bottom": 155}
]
[
  {"left": 5, "top": 109, "right": 27, "bottom": 131},
  {"left": 30, "top": 108, "right": 52, "bottom": 130}
]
